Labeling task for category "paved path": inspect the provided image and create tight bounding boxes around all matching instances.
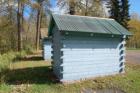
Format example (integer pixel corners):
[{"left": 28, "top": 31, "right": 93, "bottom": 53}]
[{"left": 126, "top": 50, "right": 140, "bottom": 64}]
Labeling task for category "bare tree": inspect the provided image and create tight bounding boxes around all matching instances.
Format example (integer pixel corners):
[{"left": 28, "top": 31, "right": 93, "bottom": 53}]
[
  {"left": 36, "top": 1, "right": 42, "bottom": 50},
  {"left": 0, "top": 0, "right": 50, "bottom": 53},
  {"left": 31, "top": 0, "right": 50, "bottom": 50},
  {"left": 57, "top": 0, "right": 105, "bottom": 17},
  {"left": 57, "top": 0, "right": 80, "bottom": 15},
  {"left": 17, "top": 0, "right": 22, "bottom": 51}
]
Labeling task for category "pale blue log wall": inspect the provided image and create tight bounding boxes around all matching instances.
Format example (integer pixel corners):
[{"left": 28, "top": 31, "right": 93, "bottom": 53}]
[
  {"left": 60, "top": 35, "right": 125, "bottom": 82},
  {"left": 51, "top": 26, "right": 63, "bottom": 79},
  {"left": 43, "top": 40, "right": 52, "bottom": 61},
  {"left": 50, "top": 28, "right": 126, "bottom": 81}
]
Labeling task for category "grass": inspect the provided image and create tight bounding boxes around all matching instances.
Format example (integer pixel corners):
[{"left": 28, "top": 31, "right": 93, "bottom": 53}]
[
  {"left": 0, "top": 55, "right": 140, "bottom": 93},
  {"left": 127, "top": 48, "right": 140, "bottom": 50}
]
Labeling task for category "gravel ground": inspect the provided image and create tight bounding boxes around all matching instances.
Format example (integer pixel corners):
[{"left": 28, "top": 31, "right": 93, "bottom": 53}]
[{"left": 126, "top": 50, "right": 140, "bottom": 64}]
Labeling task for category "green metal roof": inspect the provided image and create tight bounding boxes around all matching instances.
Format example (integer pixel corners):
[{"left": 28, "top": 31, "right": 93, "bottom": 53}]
[{"left": 48, "top": 14, "right": 132, "bottom": 36}]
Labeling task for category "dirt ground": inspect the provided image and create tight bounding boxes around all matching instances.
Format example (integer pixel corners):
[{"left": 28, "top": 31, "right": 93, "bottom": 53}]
[{"left": 126, "top": 50, "right": 140, "bottom": 65}]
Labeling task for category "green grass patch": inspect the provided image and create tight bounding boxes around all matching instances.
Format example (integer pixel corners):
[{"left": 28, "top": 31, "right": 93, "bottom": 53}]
[
  {"left": 1, "top": 54, "right": 140, "bottom": 93},
  {"left": 126, "top": 48, "right": 140, "bottom": 50},
  {"left": 0, "top": 51, "right": 28, "bottom": 83},
  {"left": 0, "top": 83, "right": 11, "bottom": 93}
]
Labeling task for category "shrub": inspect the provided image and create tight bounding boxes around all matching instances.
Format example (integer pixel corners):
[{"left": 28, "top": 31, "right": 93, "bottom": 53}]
[
  {"left": 15, "top": 51, "right": 27, "bottom": 60},
  {"left": 0, "top": 52, "right": 15, "bottom": 71},
  {"left": 0, "top": 52, "right": 14, "bottom": 83},
  {"left": 0, "top": 51, "right": 27, "bottom": 83},
  {"left": 23, "top": 45, "right": 34, "bottom": 54}
]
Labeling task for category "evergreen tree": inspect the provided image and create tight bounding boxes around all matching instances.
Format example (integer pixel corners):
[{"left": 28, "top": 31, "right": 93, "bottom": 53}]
[
  {"left": 108, "top": 0, "right": 121, "bottom": 23},
  {"left": 108, "top": 0, "right": 130, "bottom": 28},
  {"left": 121, "top": 0, "right": 130, "bottom": 28}
]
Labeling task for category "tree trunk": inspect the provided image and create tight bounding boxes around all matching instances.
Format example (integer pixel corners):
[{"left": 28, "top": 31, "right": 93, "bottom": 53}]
[
  {"left": 85, "top": 0, "right": 88, "bottom": 16},
  {"left": 17, "top": 1, "right": 22, "bottom": 51},
  {"left": 36, "top": 4, "right": 42, "bottom": 51}
]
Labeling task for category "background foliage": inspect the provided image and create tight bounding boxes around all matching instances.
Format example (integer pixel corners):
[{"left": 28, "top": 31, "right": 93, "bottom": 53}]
[{"left": 127, "top": 13, "right": 140, "bottom": 48}]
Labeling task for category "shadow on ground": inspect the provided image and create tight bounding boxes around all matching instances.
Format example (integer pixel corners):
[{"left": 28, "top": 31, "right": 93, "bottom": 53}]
[
  {"left": 6, "top": 66, "right": 59, "bottom": 85},
  {"left": 5, "top": 55, "right": 59, "bottom": 85},
  {"left": 15, "top": 55, "right": 44, "bottom": 61}
]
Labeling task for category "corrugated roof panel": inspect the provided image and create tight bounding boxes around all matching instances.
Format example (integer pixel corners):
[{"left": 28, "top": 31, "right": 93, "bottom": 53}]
[
  {"left": 108, "top": 20, "right": 132, "bottom": 35},
  {"left": 50, "top": 14, "right": 132, "bottom": 36},
  {"left": 52, "top": 15, "right": 62, "bottom": 30},
  {"left": 82, "top": 17, "right": 108, "bottom": 34},
  {"left": 95, "top": 19, "right": 113, "bottom": 34},
  {"left": 67, "top": 16, "right": 81, "bottom": 31},
  {"left": 60, "top": 15, "right": 73, "bottom": 31},
  {"left": 97, "top": 19, "right": 121, "bottom": 35},
  {"left": 65, "top": 15, "right": 88, "bottom": 32}
]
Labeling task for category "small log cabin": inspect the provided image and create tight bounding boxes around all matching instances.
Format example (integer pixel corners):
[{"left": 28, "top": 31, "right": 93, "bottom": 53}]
[
  {"left": 40, "top": 28, "right": 52, "bottom": 61},
  {"left": 42, "top": 38, "right": 52, "bottom": 61},
  {"left": 43, "top": 14, "right": 132, "bottom": 82}
]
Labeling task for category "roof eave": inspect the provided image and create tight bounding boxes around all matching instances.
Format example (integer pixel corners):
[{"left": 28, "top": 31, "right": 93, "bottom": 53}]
[{"left": 48, "top": 14, "right": 53, "bottom": 36}]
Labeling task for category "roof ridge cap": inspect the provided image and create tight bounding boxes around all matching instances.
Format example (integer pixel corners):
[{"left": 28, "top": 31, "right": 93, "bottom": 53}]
[{"left": 52, "top": 14, "right": 114, "bottom": 20}]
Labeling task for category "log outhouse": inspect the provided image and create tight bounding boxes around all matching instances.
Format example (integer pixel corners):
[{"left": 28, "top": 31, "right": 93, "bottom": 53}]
[
  {"left": 46, "top": 14, "right": 132, "bottom": 82},
  {"left": 41, "top": 28, "right": 52, "bottom": 61},
  {"left": 43, "top": 38, "right": 52, "bottom": 61}
]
